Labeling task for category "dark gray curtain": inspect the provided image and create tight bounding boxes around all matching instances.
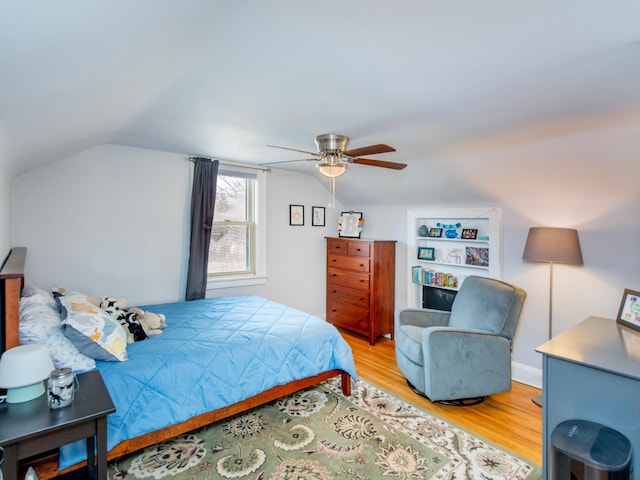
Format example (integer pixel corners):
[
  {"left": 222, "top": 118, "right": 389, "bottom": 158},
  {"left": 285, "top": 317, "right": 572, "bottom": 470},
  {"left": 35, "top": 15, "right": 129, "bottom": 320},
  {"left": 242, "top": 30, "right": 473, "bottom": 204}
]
[{"left": 185, "top": 158, "right": 219, "bottom": 300}]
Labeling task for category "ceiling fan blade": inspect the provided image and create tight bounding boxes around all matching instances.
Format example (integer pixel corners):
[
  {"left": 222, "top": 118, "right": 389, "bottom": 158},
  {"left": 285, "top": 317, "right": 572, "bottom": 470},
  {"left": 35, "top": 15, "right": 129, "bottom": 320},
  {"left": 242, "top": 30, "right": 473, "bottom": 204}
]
[
  {"left": 351, "top": 158, "right": 407, "bottom": 170},
  {"left": 260, "top": 158, "right": 318, "bottom": 166},
  {"left": 343, "top": 144, "right": 396, "bottom": 157},
  {"left": 267, "top": 145, "right": 320, "bottom": 156}
]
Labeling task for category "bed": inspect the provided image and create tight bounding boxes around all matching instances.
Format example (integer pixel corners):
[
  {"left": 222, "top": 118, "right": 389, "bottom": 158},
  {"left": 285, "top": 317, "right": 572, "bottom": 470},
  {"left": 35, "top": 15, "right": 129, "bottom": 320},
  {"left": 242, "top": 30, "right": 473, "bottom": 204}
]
[{"left": 0, "top": 247, "right": 356, "bottom": 479}]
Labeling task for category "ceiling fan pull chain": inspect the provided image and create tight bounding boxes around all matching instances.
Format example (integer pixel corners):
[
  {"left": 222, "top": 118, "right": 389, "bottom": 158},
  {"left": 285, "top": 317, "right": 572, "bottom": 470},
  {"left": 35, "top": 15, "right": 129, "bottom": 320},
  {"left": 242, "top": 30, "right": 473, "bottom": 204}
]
[{"left": 329, "top": 177, "right": 336, "bottom": 208}]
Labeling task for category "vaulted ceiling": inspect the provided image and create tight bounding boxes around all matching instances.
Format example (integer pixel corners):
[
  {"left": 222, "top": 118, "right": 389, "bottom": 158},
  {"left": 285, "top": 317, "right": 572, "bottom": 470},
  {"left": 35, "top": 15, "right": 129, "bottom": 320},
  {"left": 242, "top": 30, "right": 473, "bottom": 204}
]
[{"left": 2, "top": 1, "right": 639, "bottom": 205}]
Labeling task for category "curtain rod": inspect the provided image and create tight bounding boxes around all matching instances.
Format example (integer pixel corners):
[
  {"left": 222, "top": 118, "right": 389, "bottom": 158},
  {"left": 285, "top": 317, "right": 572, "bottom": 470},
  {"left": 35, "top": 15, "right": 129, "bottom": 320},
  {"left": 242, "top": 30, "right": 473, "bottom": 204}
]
[{"left": 189, "top": 155, "right": 271, "bottom": 173}]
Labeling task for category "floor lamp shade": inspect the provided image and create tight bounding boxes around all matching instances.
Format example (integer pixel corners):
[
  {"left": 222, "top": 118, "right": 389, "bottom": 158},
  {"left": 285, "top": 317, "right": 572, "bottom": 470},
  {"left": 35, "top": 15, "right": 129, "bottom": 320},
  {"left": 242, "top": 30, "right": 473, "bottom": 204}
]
[{"left": 522, "top": 227, "right": 583, "bottom": 265}]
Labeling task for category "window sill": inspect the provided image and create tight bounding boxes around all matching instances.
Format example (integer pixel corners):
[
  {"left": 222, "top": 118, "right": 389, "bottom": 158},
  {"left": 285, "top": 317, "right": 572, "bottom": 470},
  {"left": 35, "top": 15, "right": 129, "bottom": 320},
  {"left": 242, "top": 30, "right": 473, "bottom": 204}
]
[{"left": 206, "top": 275, "right": 268, "bottom": 290}]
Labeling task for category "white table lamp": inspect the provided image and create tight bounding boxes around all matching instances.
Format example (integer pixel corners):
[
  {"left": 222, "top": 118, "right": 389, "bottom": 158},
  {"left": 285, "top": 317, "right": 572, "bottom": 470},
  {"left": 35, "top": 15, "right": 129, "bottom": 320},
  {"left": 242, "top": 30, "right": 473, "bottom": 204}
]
[{"left": 0, "top": 344, "right": 55, "bottom": 403}]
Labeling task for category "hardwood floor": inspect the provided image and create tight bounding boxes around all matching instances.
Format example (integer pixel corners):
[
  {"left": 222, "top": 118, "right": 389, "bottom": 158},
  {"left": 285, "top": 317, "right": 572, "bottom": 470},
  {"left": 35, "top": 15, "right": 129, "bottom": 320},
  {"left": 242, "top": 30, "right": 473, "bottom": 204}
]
[{"left": 341, "top": 329, "right": 543, "bottom": 466}]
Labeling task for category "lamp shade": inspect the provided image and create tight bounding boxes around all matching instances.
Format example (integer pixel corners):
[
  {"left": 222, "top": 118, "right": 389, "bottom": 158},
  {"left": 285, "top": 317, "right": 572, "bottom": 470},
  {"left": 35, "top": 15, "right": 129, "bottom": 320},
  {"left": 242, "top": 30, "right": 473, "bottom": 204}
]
[
  {"left": 0, "top": 344, "right": 54, "bottom": 403},
  {"left": 317, "top": 162, "right": 347, "bottom": 178},
  {"left": 522, "top": 227, "right": 583, "bottom": 265}
]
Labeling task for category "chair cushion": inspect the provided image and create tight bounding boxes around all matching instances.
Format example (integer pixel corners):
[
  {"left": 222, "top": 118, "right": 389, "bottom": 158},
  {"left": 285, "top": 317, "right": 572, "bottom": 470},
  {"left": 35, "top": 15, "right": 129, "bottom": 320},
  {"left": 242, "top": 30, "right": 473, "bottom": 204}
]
[{"left": 449, "top": 276, "right": 518, "bottom": 335}]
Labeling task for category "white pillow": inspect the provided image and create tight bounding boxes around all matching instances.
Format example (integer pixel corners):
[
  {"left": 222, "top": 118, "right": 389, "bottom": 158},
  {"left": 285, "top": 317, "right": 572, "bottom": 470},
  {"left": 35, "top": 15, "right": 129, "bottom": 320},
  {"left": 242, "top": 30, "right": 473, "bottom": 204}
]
[
  {"left": 19, "top": 295, "right": 96, "bottom": 372},
  {"left": 21, "top": 284, "right": 57, "bottom": 308}
]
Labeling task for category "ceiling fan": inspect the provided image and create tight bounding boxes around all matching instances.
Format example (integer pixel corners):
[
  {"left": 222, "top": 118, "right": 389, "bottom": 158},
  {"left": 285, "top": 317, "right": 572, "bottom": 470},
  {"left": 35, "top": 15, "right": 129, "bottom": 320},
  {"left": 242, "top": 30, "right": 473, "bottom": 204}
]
[{"left": 263, "top": 133, "right": 407, "bottom": 178}]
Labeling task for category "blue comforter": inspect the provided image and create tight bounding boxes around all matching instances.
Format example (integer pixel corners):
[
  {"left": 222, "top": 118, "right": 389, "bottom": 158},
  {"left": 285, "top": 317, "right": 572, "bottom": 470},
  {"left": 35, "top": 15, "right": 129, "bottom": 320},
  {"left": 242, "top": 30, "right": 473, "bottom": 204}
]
[{"left": 59, "top": 295, "right": 357, "bottom": 468}]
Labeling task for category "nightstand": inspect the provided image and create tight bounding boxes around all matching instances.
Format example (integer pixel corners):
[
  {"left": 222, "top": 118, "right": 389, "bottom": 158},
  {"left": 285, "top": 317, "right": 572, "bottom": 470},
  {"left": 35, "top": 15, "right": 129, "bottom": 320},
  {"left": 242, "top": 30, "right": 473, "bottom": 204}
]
[{"left": 0, "top": 370, "right": 115, "bottom": 480}]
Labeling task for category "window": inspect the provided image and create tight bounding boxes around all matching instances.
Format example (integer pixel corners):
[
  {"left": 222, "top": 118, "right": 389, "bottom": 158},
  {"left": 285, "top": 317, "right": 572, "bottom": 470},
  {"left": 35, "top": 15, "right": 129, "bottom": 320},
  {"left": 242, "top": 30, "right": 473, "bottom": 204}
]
[{"left": 207, "top": 167, "right": 267, "bottom": 288}]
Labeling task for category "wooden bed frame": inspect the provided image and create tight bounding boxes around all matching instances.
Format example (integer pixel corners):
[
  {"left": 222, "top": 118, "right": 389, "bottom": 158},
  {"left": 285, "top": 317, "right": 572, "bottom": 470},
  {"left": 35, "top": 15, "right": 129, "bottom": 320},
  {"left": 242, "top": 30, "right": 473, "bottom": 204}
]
[{"left": 1, "top": 247, "right": 352, "bottom": 479}]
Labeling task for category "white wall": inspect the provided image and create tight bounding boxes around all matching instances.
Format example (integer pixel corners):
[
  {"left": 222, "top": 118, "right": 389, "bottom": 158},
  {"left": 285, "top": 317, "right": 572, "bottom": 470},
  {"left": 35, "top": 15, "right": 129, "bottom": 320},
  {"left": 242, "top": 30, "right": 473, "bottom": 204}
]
[
  {"left": 0, "top": 162, "right": 11, "bottom": 257},
  {"left": 11, "top": 144, "right": 339, "bottom": 316},
  {"left": 12, "top": 145, "right": 191, "bottom": 304}
]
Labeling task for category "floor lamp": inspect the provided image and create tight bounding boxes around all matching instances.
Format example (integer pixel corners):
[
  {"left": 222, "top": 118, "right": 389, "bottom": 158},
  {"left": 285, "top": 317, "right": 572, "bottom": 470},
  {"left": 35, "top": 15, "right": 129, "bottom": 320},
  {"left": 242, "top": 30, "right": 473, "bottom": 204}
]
[{"left": 522, "top": 227, "right": 583, "bottom": 406}]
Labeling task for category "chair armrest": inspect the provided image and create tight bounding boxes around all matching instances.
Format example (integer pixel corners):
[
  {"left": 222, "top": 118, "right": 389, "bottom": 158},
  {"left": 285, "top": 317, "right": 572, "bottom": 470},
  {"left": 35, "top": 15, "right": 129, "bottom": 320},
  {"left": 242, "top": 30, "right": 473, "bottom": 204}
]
[
  {"left": 422, "top": 327, "right": 512, "bottom": 360},
  {"left": 396, "top": 308, "right": 451, "bottom": 329}
]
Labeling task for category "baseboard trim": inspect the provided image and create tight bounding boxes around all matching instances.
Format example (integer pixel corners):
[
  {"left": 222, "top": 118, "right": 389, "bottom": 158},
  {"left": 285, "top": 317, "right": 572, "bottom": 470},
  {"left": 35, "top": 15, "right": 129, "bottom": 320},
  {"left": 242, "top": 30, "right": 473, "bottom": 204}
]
[{"left": 512, "top": 361, "right": 542, "bottom": 389}]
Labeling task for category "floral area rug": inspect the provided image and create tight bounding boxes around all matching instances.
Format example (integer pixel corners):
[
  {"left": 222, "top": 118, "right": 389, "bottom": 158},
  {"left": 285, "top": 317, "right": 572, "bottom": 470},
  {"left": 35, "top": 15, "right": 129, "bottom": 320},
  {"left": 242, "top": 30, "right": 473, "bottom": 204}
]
[{"left": 109, "top": 378, "right": 541, "bottom": 480}]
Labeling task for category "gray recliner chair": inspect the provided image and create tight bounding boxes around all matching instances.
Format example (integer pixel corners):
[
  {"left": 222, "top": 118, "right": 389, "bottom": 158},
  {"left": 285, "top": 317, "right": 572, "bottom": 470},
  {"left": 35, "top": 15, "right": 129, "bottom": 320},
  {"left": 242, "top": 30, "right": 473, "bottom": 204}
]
[{"left": 395, "top": 276, "right": 526, "bottom": 405}]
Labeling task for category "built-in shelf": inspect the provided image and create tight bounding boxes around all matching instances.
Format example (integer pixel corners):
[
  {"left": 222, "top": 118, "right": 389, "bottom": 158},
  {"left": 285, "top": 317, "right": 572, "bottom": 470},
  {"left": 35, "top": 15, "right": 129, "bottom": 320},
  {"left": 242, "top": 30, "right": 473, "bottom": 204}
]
[{"left": 407, "top": 208, "right": 502, "bottom": 308}]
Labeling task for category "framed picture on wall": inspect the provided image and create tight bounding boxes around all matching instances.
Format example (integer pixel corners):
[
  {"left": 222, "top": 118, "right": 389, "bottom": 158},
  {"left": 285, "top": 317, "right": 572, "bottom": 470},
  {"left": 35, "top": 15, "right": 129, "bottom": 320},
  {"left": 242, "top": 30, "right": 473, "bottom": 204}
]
[
  {"left": 427, "top": 227, "right": 442, "bottom": 238},
  {"left": 312, "top": 206, "right": 325, "bottom": 226},
  {"left": 289, "top": 205, "right": 304, "bottom": 226},
  {"left": 617, "top": 288, "right": 640, "bottom": 332}
]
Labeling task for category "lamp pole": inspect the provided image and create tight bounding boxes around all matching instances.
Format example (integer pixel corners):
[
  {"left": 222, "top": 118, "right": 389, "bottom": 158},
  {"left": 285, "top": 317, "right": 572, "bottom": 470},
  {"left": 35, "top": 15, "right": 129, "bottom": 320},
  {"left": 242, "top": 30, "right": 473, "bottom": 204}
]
[{"left": 548, "top": 261, "right": 554, "bottom": 340}]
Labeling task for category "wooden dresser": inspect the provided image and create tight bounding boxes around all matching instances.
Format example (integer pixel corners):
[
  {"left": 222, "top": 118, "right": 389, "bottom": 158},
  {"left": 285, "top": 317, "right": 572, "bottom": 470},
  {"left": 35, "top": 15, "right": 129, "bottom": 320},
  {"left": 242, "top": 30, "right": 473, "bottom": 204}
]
[{"left": 326, "top": 237, "right": 396, "bottom": 345}]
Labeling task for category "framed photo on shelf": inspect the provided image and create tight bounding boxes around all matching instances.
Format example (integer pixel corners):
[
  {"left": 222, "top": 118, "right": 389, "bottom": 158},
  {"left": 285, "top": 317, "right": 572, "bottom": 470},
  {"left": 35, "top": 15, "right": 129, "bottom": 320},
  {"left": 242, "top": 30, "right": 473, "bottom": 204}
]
[
  {"left": 465, "top": 246, "right": 489, "bottom": 267},
  {"left": 338, "top": 211, "right": 363, "bottom": 238},
  {"left": 617, "top": 288, "right": 640, "bottom": 332},
  {"left": 311, "top": 206, "right": 325, "bottom": 226},
  {"left": 417, "top": 247, "right": 435, "bottom": 261},
  {"left": 461, "top": 228, "right": 478, "bottom": 240},
  {"left": 427, "top": 227, "right": 443, "bottom": 238},
  {"left": 289, "top": 205, "right": 304, "bottom": 226}
]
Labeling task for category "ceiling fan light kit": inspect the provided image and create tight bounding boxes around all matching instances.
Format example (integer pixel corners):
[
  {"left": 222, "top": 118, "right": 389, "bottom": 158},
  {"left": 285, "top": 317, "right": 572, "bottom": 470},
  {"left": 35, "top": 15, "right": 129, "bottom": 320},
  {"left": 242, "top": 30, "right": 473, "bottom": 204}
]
[
  {"left": 317, "top": 161, "right": 347, "bottom": 178},
  {"left": 265, "top": 133, "right": 407, "bottom": 203}
]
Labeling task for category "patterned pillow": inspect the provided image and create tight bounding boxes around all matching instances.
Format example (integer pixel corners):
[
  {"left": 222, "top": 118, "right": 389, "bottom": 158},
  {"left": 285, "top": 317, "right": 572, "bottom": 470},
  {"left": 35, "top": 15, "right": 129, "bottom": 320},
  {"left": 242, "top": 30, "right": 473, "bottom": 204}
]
[
  {"left": 19, "top": 292, "right": 96, "bottom": 372},
  {"left": 55, "top": 289, "right": 128, "bottom": 362}
]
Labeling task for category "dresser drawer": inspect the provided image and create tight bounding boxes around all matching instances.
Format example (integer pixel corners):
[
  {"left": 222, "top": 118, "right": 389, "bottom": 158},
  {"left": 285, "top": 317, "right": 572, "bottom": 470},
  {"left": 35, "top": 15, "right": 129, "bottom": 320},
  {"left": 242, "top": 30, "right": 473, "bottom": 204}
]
[
  {"left": 348, "top": 242, "right": 371, "bottom": 257},
  {"left": 327, "top": 301, "right": 370, "bottom": 335},
  {"left": 327, "top": 268, "right": 370, "bottom": 290},
  {"left": 328, "top": 254, "right": 370, "bottom": 272},
  {"left": 327, "top": 284, "right": 370, "bottom": 309},
  {"left": 327, "top": 239, "right": 350, "bottom": 255}
]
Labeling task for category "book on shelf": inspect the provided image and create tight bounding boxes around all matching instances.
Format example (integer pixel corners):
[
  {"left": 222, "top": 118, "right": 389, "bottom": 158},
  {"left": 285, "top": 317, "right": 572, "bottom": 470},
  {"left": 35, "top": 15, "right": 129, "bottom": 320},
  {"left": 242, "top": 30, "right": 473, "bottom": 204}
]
[
  {"left": 412, "top": 266, "right": 458, "bottom": 288},
  {"left": 412, "top": 265, "right": 421, "bottom": 284}
]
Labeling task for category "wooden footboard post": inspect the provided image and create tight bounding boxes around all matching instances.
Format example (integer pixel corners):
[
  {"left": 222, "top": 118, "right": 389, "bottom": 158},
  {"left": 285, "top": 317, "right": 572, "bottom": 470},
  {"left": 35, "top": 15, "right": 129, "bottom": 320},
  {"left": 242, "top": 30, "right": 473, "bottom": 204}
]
[{"left": 340, "top": 372, "right": 352, "bottom": 396}]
